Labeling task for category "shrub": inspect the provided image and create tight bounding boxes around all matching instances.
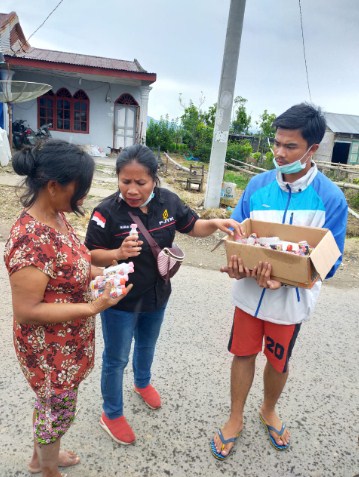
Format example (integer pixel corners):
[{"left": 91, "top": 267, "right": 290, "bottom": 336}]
[
  {"left": 226, "top": 140, "right": 253, "bottom": 163},
  {"left": 252, "top": 152, "right": 261, "bottom": 162},
  {"left": 346, "top": 190, "right": 359, "bottom": 210}
]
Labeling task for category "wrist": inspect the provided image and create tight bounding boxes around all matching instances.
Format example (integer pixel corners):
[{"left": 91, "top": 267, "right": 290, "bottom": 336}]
[{"left": 115, "top": 248, "right": 123, "bottom": 261}]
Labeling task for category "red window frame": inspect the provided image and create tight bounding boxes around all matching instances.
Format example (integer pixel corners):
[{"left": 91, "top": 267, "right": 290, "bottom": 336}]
[
  {"left": 73, "top": 90, "right": 89, "bottom": 133},
  {"left": 38, "top": 90, "right": 55, "bottom": 128},
  {"left": 37, "top": 88, "right": 90, "bottom": 134}
]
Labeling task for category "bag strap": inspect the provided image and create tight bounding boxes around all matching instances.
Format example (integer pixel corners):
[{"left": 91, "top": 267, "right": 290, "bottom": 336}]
[{"left": 128, "top": 212, "right": 161, "bottom": 258}]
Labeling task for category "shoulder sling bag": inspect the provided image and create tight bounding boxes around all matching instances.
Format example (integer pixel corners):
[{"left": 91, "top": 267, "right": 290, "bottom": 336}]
[{"left": 128, "top": 212, "right": 185, "bottom": 282}]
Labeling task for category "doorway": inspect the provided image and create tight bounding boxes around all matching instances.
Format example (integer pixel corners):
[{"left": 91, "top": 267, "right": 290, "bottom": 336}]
[
  {"left": 332, "top": 142, "right": 350, "bottom": 164},
  {"left": 114, "top": 94, "right": 139, "bottom": 149}
]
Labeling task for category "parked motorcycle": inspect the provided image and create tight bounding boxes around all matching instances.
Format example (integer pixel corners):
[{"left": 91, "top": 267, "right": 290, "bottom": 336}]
[
  {"left": 12, "top": 119, "right": 36, "bottom": 150},
  {"left": 35, "top": 122, "right": 52, "bottom": 140}
]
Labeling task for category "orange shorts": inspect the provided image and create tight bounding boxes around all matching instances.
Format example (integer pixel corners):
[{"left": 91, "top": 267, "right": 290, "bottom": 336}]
[{"left": 228, "top": 307, "right": 301, "bottom": 373}]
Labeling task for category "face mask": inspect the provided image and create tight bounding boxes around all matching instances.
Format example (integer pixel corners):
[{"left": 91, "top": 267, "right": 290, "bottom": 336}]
[
  {"left": 138, "top": 191, "right": 155, "bottom": 208},
  {"left": 269, "top": 141, "right": 313, "bottom": 175},
  {"left": 119, "top": 190, "right": 155, "bottom": 208}
]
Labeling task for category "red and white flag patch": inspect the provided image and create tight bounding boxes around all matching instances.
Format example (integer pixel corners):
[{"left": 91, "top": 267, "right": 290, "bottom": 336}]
[{"left": 92, "top": 211, "right": 106, "bottom": 228}]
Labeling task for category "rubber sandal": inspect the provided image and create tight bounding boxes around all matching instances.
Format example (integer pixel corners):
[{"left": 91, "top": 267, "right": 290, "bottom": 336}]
[
  {"left": 259, "top": 414, "right": 290, "bottom": 450},
  {"left": 210, "top": 429, "right": 240, "bottom": 461}
]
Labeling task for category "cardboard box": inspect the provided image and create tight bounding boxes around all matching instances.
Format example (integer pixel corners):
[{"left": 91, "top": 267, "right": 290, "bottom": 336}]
[{"left": 225, "top": 219, "right": 341, "bottom": 288}]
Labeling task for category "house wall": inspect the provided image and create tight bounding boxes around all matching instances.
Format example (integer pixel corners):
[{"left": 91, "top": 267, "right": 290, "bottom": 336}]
[
  {"left": 315, "top": 129, "right": 334, "bottom": 162},
  {"left": 11, "top": 70, "right": 148, "bottom": 152}
]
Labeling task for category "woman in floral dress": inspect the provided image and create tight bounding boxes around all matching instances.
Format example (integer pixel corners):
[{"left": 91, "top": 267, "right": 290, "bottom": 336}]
[{"left": 4, "top": 140, "right": 131, "bottom": 477}]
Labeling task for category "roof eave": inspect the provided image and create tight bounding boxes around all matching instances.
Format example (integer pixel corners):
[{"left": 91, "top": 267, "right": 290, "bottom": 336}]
[{"left": 4, "top": 56, "right": 157, "bottom": 84}]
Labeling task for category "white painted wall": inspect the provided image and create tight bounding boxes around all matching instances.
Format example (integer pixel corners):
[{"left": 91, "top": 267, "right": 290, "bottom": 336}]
[{"left": 11, "top": 70, "right": 149, "bottom": 152}]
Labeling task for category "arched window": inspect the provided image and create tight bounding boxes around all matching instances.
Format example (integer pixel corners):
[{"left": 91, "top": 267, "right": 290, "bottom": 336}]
[
  {"left": 38, "top": 90, "right": 54, "bottom": 127},
  {"left": 73, "top": 90, "right": 89, "bottom": 133},
  {"left": 37, "top": 88, "right": 90, "bottom": 133},
  {"left": 56, "top": 88, "right": 72, "bottom": 131},
  {"left": 116, "top": 93, "right": 139, "bottom": 106}
]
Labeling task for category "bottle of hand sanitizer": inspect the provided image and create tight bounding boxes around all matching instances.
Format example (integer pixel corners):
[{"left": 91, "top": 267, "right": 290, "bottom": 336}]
[{"left": 129, "top": 223, "right": 138, "bottom": 236}]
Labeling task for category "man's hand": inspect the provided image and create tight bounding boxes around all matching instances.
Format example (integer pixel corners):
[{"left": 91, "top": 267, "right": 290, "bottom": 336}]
[
  {"left": 220, "top": 255, "right": 251, "bottom": 280},
  {"left": 251, "top": 261, "right": 282, "bottom": 289}
]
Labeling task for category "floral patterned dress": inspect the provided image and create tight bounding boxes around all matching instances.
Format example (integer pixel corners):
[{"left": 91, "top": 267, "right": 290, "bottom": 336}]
[{"left": 4, "top": 211, "right": 95, "bottom": 399}]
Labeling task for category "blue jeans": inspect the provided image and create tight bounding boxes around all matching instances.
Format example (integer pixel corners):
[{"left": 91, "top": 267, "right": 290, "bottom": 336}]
[{"left": 100, "top": 303, "right": 166, "bottom": 419}]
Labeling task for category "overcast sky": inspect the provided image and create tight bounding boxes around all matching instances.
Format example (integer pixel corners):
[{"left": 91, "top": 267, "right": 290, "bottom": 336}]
[{"left": 2, "top": 0, "right": 359, "bottom": 126}]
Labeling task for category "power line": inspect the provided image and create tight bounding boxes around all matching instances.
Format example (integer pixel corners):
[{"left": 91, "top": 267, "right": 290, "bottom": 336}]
[
  {"left": 298, "top": 0, "right": 312, "bottom": 102},
  {"left": 27, "top": 0, "right": 64, "bottom": 42}
]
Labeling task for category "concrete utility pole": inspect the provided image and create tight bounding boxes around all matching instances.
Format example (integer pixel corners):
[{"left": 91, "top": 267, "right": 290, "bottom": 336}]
[{"left": 204, "top": 0, "right": 247, "bottom": 209}]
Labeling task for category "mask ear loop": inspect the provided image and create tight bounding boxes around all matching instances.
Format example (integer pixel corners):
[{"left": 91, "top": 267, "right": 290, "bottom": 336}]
[
  {"left": 267, "top": 137, "right": 275, "bottom": 155},
  {"left": 269, "top": 138, "right": 313, "bottom": 164}
]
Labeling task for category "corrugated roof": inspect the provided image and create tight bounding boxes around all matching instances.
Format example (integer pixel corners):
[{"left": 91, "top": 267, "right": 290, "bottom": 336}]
[
  {"left": 12, "top": 47, "right": 147, "bottom": 73},
  {"left": 0, "top": 11, "right": 154, "bottom": 76},
  {"left": 325, "top": 112, "right": 359, "bottom": 134},
  {"left": 0, "top": 12, "right": 14, "bottom": 29}
]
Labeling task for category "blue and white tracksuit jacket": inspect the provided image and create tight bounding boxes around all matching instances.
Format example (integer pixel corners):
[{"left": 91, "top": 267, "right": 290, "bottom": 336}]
[{"left": 231, "top": 164, "right": 348, "bottom": 325}]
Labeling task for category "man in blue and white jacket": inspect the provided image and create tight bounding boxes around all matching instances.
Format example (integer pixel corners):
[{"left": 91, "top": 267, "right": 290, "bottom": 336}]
[{"left": 211, "top": 103, "right": 348, "bottom": 460}]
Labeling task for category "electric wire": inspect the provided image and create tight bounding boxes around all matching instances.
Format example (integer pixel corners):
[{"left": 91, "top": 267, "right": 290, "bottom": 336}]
[
  {"left": 27, "top": 0, "right": 65, "bottom": 42},
  {"left": 298, "top": 0, "right": 312, "bottom": 102}
]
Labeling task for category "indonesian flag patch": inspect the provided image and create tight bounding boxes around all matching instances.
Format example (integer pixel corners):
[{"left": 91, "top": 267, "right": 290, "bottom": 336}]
[{"left": 92, "top": 211, "right": 106, "bottom": 228}]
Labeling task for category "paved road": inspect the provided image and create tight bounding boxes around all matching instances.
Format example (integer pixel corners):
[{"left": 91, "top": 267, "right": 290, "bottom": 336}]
[{"left": 0, "top": 240, "right": 358, "bottom": 477}]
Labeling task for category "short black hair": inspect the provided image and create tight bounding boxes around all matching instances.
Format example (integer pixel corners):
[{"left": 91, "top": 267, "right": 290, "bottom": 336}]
[
  {"left": 272, "top": 103, "right": 326, "bottom": 146},
  {"left": 116, "top": 144, "right": 160, "bottom": 186},
  {"left": 12, "top": 139, "right": 95, "bottom": 215}
]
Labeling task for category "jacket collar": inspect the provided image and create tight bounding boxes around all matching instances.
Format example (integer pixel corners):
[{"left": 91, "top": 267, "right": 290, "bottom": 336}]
[{"left": 276, "top": 162, "right": 318, "bottom": 193}]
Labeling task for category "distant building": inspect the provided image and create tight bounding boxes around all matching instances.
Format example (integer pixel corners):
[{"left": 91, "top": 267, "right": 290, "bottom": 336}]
[
  {"left": 0, "top": 11, "right": 156, "bottom": 151},
  {"left": 315, "top": 112, "right": 359, "bottom": 165}
]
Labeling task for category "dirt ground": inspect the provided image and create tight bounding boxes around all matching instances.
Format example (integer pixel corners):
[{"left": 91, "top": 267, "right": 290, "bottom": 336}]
[{"left": 1, "top": 157, "right": 358, "bottom": 289}]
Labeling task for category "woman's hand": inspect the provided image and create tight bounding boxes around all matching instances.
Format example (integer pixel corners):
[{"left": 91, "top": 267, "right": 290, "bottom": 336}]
[
  {"left": 116, "top": 234, "right": 143, "bottom": 260},
  {"left": 210, "top": 218, "right": 244, "bottom": 238},
  {"left": 251, "top": 262, "right": 282, "bottom": 289},
  {"left": 91, "top": 265, "right": 104, "bottom": 279},
  {"left": 90, "top": 282, "right": 133, "bottom": 315},
  {"left": 221, "top": 255, "right": 251, "bottom": 280}
]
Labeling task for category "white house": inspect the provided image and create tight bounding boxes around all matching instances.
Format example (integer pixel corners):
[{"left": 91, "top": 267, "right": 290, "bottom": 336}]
[{"left": 0, "top": 11, "right": 156, "bottom": 152}]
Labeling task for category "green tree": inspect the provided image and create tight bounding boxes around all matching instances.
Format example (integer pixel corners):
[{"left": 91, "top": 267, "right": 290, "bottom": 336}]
[
  {"left": 202, "top": 103, "right": 217, "bottom": 128},
  {"left": 255, "top": 109, "right": 276, "bottom": 154},
  {"left": 181, "top": 102, "right": 202, "bottom": 151},
  {"left": 231, "top": 96, "right": 252, "bottom": 134},
  {"left": 179, "top": 99, "right": 214, "bottom": 161},
  {"left": 146, "top": 115, "right": 177, "bottom": 151},
  {"left": 257, "top": 109, "right": 276, "bottom": 138}
]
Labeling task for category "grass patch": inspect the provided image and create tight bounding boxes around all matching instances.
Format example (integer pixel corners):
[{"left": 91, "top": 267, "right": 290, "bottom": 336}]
[{"left": 223, "top": 171, "right": 249, "bottom": 190}]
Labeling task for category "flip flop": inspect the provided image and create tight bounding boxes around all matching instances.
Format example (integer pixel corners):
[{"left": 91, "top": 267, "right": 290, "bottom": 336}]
[
  {"left": 210, "top": 428, "right": 240, "bottom": 461},
  {"left": 259, "top": 414, "right": 290, "bottom": 451}
]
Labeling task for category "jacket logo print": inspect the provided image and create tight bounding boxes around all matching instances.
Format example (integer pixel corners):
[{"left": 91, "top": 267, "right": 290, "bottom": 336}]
[{"left": 159, "top": 209, "right": 174, "bottom": 226}]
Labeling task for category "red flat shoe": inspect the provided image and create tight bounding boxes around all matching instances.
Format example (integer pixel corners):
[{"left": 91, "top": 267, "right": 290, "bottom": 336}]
[
  {"left": 134, "top": 384, "right": 161, "bottom": 409},
  {"left": 99, "top": 413, "right": 135, "bottom": 445}
]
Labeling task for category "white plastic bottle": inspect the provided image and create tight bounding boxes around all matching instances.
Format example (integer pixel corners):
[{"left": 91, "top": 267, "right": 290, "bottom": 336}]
[{"left": 129, "top": 223, "right": 138, "bottom": 236}]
